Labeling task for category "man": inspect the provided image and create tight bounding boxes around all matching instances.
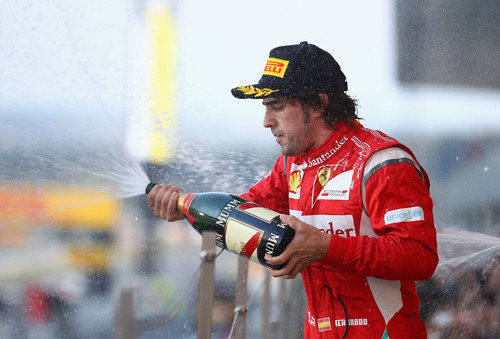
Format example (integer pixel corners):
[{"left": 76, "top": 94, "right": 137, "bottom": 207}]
[{"left": 148, "top": 41, "right": 438, "bottom": 338}]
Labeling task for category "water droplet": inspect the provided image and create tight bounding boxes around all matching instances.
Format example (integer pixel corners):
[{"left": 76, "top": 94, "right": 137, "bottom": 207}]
[
  {"left": 484, "top": 166, "right": 489, "bottom": 172},
  {"left": 455, "top": 156, "right": 459, "bottom": 161}
]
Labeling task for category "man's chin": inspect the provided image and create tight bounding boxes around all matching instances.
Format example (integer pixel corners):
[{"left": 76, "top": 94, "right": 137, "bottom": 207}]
[{"left": 281, "top": 147, "right": 301, "bottom": 157}]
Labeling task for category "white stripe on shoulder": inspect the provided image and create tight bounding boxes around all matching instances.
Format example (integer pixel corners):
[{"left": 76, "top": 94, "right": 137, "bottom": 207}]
[
  {"left": 363, "top": 147, "right": 420, "bottom": 177},
  {"left": 361, "top": 147, "right": 421, "bottom": 214}
]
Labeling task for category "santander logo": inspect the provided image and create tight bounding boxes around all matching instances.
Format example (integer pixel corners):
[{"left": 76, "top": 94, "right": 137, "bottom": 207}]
[
  {"left": 319, "top": 221, "right": 354, "bottom": 237},
  {"left": 306, "top": 135, "right": 349, "bottom": 168},
  {"left": 289, "top": 213, "right": 356, "bottom": 238}
]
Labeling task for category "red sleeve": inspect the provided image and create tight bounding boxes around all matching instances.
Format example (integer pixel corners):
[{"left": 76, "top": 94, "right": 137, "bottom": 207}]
[
  {"left": 241, "top": 155, "right": 289, "bottom": 214},
  {"left": 325, "top": 162, "right": 438, "bottom": 280}
]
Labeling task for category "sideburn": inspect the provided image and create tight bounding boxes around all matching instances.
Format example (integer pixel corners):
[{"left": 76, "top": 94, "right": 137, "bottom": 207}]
[{"left": 302, "top": 107, "right": 310, "bottom": 124}]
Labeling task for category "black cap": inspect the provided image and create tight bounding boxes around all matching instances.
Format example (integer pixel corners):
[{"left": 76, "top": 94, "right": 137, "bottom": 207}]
[{"left": 231, "top": 41, "right": 347, "bottom": 99}]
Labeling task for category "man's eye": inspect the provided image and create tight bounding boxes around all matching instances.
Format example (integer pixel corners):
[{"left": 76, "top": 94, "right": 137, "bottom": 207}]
[{"left": 272, "top": 105, "right": 283, "bottom": 110}]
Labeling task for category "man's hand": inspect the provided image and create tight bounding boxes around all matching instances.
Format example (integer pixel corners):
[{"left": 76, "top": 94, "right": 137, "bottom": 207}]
[
  {"left": 265, "top": 214, "right": 331, "bottom": 279},
  {"left": 147, "top": 184, "right": 185, "bottom": 222}
]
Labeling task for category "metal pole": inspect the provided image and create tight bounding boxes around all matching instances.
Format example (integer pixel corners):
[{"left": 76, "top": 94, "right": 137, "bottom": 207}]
[
  {"left": 277, "top": 278, "right": 288, "bottom": 339},
  {"left": 233, "top": 256, "right": 249, "bottom": 339},
  {"left": 288, "top": 276, "right": 306, "bottom": 339},
  {"left": 261, "top": 271, "right": 271, "bottom": 339},
  {"left": 197, "top": 231, "right": 217, "bottom": 339},
  {"left": 115, "top": 288, "right": 135, "bottom": 339}
]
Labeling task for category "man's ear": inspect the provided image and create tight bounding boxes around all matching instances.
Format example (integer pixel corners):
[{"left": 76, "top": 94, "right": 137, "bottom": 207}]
[
  {"left": 310, "top": 93, "right": 329, "bottom": 119},
  {"left": 318, "top": 93, "right": 329, "bottom": 110}
]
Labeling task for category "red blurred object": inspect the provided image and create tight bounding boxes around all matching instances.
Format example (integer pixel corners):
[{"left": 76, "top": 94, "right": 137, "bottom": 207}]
[{"left": 25, "top": 285, "right": 49, "bottom": 324}]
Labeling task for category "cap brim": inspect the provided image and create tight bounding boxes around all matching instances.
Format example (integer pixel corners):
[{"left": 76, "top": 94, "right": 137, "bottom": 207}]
[{"left": 231, "top": 85, "right": 281, "bottom": 99}]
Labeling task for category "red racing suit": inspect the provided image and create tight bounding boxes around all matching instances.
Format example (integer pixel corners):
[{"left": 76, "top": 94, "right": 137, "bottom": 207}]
[{"left": 242, "top": 122, "right": 438, "bottom": 338}]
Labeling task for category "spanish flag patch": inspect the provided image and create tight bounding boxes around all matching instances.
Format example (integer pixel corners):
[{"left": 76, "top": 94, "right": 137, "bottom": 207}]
[{"left": 317, "top": 317, "right": 331, "bottom": 332}]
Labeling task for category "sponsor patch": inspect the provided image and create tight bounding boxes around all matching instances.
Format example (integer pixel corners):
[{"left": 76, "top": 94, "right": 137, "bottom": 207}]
[
  {"left": 307, "top": 135, "right": 349, "bottom": 167},
  {"left": 292, "top": 214, "right": 355, "bottom": 237},
  {"left": 263, "top": 57, "right": 289, "bottom": 78},
  {"left": 335, "top": 318, "right": 368, "bottom": 327},
  {"left": 317, "top": 317, "right": 331, "bottom": 332},
  {"left": 320, "top": 221, "right": 355, "bottom": 237},
  {"left": 288, "top": 163, "right": 307, "bottom": 199},
  {"left": 384, "top": 207, "right": 424, "bottom": 225},
  {"left": 317, "top": 170, "right": 353, "bottom": 201},
  {"left": 289, "top": 170, "right": 302, "bottom": 193},
  {"left": 318, "top": 168, "right": 331, "bottom": 186}
]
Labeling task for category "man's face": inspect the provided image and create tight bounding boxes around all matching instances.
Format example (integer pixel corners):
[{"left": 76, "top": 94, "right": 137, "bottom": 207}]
[{"left": 262, "top": 96, "right": 316, "bottom": 156}]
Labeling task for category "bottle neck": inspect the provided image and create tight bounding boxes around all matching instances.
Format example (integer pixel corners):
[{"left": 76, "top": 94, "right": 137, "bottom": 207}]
[{"left": 177, "top": 192, "right": 188, "bottom": 215}]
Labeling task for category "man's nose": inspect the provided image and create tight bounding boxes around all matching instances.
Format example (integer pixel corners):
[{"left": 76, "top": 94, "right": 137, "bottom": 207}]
[{"left": 263, "top": 110, "right": 275, "bottom": 129}]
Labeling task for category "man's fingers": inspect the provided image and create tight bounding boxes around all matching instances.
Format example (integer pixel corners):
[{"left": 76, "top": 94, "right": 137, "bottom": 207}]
[
  {"left": 153, "top": 185, "right": 167, "bottom": 217},
  {"left": 264, "top": 216, "right": 300, "bottom": 265},
  {"left": 151, "top": 184, "right": 172, "bottom": 217},
  {"left": 159, "top": 190, "right": 171, "bottom": 219},
  {"left": 264, "top": 244, "right": 293, "bottom": 266},
  {"left": 264, "top": 253, "right": 284, "bottom": 265},
  {"left": 167, "top": 191, "right": 182, "bottom": 221},
  {"left": 268, "top": 257, "right": 309, "bottom": 279},
  {"left": 265, "top": 215, "right": 322, "bottom": 279},
  {"left": 290, "top": 261, "right": 309, "bottom": 278},
  {"left": 279, "top": 214, "right": 297, "bottom": 228},
  {"left": 146, "top": 184, "right": 185, "bottom": 222},
  {"left": 147, "top": 183, "right": 161, "bottom": 208},
  {"left": 267, "top": 255, "right": 299, "bottom": 278}
]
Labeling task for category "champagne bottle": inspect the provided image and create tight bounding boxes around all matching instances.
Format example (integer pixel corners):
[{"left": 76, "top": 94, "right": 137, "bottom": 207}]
[{"left": 146, "top": 183, "right": 295, "bottom": 269}]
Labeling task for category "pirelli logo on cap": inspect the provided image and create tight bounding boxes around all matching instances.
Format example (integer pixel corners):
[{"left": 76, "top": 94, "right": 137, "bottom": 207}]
[{"left": 263, "top": 57, "right": 289, "bottom": 78}]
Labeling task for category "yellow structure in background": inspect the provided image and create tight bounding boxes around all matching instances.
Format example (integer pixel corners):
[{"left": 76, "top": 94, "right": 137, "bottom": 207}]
[
  {"left": 68, "top": 244, "right": 110, "bottom": 272},
  {"left": 44, "top": 187, "right": 120, "bottom": 230},
  {"left": 0, "top": 184, "right": 119, "bottom": 274},
  {"left": 0, "top": 185, "right": 119, "bottom": 228},
  {"left": 147, "top": 4, "right": 177, "bottom": 164}
]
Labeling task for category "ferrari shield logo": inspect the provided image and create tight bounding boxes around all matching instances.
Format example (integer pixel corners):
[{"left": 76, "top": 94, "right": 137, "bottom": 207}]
[{"left": 318, "top": 168, "right": 331, "bottom": 186}]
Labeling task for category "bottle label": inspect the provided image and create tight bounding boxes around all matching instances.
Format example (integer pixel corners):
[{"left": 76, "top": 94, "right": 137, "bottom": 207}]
[
  {"left": 225, "top": 217, "right": 264, "bottom": 262},
  {"left": 211, "top": 196, "right": 290, "bottom": 266},
  {"left": 224, "top": 200, "right": 283, "bottom": 264},
  {"left": 238, "top": 202, "right": 281, "bottom": 222}
]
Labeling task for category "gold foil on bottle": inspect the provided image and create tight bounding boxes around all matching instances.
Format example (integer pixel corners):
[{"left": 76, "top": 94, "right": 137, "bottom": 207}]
[{"left": 176, "top": 192, "right": 187, "bottom": 215}]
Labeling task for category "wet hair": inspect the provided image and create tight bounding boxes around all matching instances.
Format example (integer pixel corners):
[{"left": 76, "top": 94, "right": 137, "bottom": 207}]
[{"left": 290, "top": 92, "right": 360, "bottom": 128}]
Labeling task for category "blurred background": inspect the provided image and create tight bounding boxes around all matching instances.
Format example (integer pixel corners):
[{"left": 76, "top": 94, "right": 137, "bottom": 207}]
[{"left": 0, "top": 0, "right": 499, "bottom": 338}]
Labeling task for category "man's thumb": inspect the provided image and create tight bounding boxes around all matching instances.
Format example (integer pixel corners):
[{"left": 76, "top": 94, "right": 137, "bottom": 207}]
[{"left": 279, "top": 214, "right": 297, "bottom": 229}]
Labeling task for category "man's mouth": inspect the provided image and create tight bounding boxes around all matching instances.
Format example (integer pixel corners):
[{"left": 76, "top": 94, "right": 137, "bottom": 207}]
[{"left": 273, "top": 133, "right": 284, "bottom": 143}]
